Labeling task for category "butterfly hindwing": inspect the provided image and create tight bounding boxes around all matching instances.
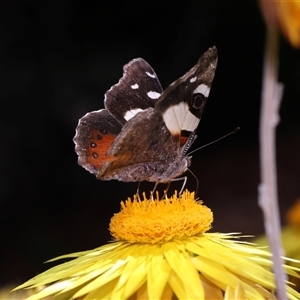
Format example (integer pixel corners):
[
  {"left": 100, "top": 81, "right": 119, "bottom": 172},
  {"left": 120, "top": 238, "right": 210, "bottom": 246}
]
[
  {"left": 74, "top": 109, "right": 122, "bottom": 175},
  {"left": 105, "top": 58, "right": 163, "bottom": 125}
]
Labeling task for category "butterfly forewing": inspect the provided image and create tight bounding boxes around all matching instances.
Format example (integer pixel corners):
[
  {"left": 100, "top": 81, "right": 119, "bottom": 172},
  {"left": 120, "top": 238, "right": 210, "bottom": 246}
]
[
  {"left": 155, "top": 46, "right": 218, "bottom": 140},
  {"left": 104, "top": 58, "right": 163, "bottom": 125}
]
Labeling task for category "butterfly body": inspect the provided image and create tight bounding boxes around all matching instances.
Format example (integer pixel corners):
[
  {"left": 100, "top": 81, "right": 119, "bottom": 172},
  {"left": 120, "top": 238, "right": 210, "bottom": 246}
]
[{"left": 74, "top": 47, "right": 218, "bottom": 184}]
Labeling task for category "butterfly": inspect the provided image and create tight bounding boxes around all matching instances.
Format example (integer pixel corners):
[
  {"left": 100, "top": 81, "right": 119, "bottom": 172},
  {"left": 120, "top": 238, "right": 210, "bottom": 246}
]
[{"left": 73, "top": 46, "right": 218, "bottom": 189}]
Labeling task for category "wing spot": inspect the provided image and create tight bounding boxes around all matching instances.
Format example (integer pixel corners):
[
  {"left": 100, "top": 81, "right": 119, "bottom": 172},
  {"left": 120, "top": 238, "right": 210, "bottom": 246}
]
[
  {"left": 90, "top": 142, "right": 97, "bottom": 148},
  {"left": 145, "top": 71, "right": 156, "bottom": 78},
  {"left": 190, "top": 76, "right": 197, "bottom": 83},
  {"left": 194, "top": 84, "right": 210, "bottom": 97},
  {"left": 192, "top": 94, "right": 205, "bottom": 109},
  {"left": 92, "top": 152, "right": 99, "bottom": 158},
  {"left": 131, "top": 83, "right": 139, "bottom": 89},
  {"left": 147, "top": 91, "right": 160, "bottom": 99},
  {"left": 124, "top": 108, "right": 143, "bottom": 121}
]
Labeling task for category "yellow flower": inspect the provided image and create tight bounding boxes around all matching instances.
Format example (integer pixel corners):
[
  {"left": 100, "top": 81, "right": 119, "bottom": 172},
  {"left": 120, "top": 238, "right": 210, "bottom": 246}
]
[
  {"left": 0, "top": 284, "right": 48, "bottom": 300},
  {"left": 110, "top": 191, "right": 213, "bottom": 244},
  {"left": 13, "top": 191, "right": 300, "bottom": 299},
  {"left": 259, "top": 0, "right": 300, "bottom": 48}
]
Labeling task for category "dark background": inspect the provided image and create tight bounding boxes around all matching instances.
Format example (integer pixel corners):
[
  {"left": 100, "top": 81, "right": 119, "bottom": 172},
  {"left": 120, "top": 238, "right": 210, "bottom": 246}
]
[{"left": 1, "top": 0, "right": 300, "bottom": 287}]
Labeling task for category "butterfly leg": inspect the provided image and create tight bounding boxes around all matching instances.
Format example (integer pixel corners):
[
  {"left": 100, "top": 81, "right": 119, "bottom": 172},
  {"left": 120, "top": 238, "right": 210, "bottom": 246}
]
[
  {"left": 179, "top": 176, "right": 187, "bottom": 195},
  {"left": 136, "top": 182, "right": 141, "bottom": 195},
  {"left": 152, "top": 182, "right": 159, "bottom": 194},
  {"left": 162, "top": 182, "right": 171, "bottom": 199},
  {"left": 135, "top": 182, "right": 144, "bottom": 201},
  {"left": 168, "top": 176, "right": 187, "bottom": 195}
]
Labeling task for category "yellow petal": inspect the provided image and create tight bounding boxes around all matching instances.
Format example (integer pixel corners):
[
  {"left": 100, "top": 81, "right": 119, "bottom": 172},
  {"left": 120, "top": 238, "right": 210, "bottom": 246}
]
[{"left": 147, "top": 246, "right": 171, "bottom": 299}]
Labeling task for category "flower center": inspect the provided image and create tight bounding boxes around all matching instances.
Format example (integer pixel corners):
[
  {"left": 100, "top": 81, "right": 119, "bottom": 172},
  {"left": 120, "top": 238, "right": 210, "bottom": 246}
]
[{"left": 109, "top": 190, "right": 213, "bottom": 244}]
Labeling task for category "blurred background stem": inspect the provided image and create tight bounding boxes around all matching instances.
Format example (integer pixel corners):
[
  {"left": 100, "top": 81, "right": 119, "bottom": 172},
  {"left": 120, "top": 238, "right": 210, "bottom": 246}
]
[{"left": 259, "top": 28, "right": 286, "bottom": 299}]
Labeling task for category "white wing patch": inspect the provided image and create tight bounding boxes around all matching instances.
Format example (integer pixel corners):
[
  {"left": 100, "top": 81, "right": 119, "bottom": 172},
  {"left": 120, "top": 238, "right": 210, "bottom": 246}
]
[
  {"left": 131, "top": 84, "right": 139, "bottom": 89},
  {"left": 147, "top": 91, "right": 161, "bottom": 99},
  {"left": 190, "top": 76, "right": 197, "bottom": 83},
  {"left": 145, "top": 71, "right": 156, "bottom": 78},
  {"left": 124, "top": 108, "right": 144, "bottom": 121},
  {"left": 162, "top": 102, "right": 199, "bottom": 135},
  {"left": 182, "top": 110, "right": 200, "bottom": 132},
  {"left": 194, "top": 84, "right": 211, "bottom": 97}
]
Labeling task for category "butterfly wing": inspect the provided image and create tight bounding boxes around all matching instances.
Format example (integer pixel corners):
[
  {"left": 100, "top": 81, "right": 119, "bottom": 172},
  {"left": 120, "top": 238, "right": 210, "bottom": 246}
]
[
  {"left": 97, "top": 107, "right": 184, "bottom": 182},
  {"left": 74, "top": 58, "right": 164, "bottom": 178},
  {"left": 73, "top": 109, "right": 122, "bottom": 175},
  {"left": 105, "top": 58, "right": 163, "bottom": 125},
  {"left": 155, "top": 46, "right": 218, "bottom": 149}
]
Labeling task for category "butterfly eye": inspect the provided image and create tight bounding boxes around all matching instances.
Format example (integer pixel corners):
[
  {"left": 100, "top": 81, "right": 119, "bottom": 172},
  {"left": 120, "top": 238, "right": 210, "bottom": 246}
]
[{"left": 192, "top": 93, "right": 205, "bottom": 109}]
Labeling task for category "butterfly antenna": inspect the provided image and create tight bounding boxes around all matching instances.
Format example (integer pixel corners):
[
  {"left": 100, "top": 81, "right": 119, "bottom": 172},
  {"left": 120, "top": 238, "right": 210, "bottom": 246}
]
[
  {"left": 187, "top": 168, "right": 199, "bottom": 195},
  {"left": 188, "top": 127, "right": 240, "bottom": 156}
]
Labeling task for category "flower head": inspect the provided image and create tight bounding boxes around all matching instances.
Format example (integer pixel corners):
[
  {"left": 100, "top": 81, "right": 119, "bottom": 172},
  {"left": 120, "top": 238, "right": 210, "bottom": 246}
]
[
  {"left": 110, "top": 190, "right": 213, "bottom": 243},
  {"left": 14, "top": 191, "right": 300, "bottom": 299},
  {"left": 259, "top": 0, "right": 300, "bottom": 48}
]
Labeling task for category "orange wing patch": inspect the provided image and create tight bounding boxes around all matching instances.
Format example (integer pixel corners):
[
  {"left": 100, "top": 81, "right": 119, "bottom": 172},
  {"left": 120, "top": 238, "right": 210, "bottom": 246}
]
[
  {"left": 86, "top": 130, "right": 117, "bottom": 168},
  {"left": 179, "top": 135, "right": 188, "bottom": 146}
]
